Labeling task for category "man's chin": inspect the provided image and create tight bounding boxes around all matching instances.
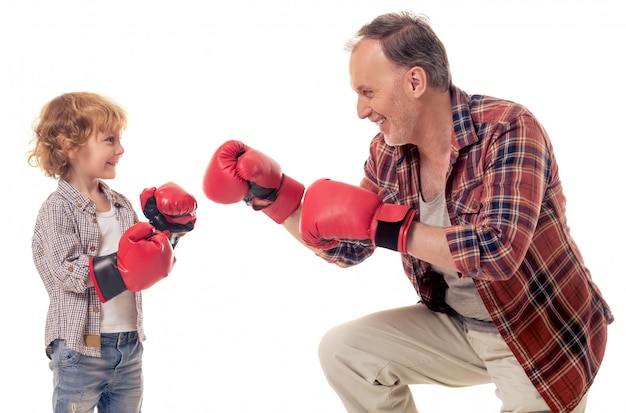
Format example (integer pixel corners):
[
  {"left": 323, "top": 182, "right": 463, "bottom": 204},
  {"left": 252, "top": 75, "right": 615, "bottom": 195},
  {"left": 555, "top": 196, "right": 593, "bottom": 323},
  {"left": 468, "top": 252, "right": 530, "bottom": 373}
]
[{"left": 383, "top": 134, "right": 400, "bottom": 147}]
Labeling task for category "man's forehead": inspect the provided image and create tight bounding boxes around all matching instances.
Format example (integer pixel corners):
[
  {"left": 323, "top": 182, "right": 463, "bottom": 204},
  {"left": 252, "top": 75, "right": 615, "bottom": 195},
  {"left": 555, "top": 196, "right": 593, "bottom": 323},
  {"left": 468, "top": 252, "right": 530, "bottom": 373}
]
[
  {"left": 351, "top": 38, "right": 383, "bottom": 59},
  {"left": 349, "top": 39, "right": 398, "bottom": 90}
]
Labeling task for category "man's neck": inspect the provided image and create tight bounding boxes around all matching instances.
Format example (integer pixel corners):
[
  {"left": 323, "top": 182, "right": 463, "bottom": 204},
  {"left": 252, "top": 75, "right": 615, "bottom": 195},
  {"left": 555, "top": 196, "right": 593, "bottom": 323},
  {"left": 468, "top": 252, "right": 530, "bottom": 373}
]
[{"left": 414, "top": 90, "right": 453, "bottom": 161}]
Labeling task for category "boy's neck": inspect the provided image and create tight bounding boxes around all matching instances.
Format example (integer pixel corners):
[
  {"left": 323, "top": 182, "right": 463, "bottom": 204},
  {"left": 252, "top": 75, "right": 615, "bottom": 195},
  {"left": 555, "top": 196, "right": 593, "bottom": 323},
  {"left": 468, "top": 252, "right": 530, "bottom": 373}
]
[{"left": 65, "top": 177, "right": 111, "bottom": 212}]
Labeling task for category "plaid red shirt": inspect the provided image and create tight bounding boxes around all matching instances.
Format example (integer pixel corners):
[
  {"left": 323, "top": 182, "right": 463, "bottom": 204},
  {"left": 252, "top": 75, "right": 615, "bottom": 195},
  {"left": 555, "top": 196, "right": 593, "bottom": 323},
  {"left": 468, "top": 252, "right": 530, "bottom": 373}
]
[{"left": 317, "top": 86, "right": 613, "bottom": 412}]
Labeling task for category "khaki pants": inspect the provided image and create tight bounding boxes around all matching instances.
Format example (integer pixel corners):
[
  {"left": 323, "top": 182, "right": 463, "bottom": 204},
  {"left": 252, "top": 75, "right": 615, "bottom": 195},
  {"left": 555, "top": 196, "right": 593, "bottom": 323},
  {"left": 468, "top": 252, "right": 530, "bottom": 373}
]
[{"left": 318, "top": 304, "right": 588, "bottom": 413}]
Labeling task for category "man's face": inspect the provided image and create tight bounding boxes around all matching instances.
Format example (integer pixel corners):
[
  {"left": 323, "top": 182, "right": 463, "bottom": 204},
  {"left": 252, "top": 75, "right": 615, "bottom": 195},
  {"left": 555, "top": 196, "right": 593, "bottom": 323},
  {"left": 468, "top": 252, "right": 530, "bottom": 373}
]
[{"left": 349, "top": 39, "right": 416, "bottom": 146}]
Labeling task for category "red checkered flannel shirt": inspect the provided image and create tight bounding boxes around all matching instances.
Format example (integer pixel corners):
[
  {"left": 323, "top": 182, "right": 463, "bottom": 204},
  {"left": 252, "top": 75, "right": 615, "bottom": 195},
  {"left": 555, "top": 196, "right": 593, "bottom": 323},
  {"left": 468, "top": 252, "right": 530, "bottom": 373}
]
[{"left": 317, "top": 86, "right": 613, "bottom": 412}]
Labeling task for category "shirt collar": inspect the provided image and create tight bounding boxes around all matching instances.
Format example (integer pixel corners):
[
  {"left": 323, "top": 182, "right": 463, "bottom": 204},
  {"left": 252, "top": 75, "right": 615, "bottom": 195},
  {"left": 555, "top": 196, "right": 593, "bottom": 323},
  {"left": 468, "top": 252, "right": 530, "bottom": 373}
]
[
  {"left": 450, "top": 85, "right": 480, "bottom": 152},
  {"left": 57, "top": 179, "right": 114, "bottom": 212}
]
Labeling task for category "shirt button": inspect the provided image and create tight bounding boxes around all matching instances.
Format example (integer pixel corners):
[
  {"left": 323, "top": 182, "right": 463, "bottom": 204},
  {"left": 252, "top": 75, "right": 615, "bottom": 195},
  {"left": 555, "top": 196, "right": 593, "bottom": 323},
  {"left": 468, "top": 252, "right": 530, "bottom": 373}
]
[
  {"left": 90, "top": 246, "right": 96, "bottom": 252},
  {"left": 76, "top": 202, "right": 83, "bottom": 208},
  {"left": 93, "top": 307, "right": 100, "bottom": 313},
  {"left": 92, "top": 218, "right": 97, "bottom": 223},
  {"left": 67, "top": 265, "right": 74, "bottom": 272},
  {"left": 87, "top": 201, "right": 94, "bottom": 207}
]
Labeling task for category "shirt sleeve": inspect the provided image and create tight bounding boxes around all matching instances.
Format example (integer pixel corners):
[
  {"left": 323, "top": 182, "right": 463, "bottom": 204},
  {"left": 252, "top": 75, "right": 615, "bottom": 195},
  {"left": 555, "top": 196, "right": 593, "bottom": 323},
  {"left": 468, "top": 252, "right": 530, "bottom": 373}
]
[
  {"left": 446, "top": 113, "right": 551, "bottom": 280},
  {"left": 32, "top": 200, "right": 93, "bottom": 294}
]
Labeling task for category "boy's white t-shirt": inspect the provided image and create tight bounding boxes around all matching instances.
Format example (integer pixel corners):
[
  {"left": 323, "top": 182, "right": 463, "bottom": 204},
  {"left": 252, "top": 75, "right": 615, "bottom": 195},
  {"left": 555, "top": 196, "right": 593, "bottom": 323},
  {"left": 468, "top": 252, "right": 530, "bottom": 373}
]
[{"left": 96, "top": 208, "right": 138, "bottom": 333}]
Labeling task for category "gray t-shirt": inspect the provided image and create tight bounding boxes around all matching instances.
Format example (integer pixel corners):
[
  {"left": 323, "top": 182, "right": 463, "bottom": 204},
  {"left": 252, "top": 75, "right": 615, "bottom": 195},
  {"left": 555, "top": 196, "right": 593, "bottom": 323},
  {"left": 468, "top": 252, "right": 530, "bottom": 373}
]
[{"left": 419, "top": 191, "right": 495, "bottom": 330}]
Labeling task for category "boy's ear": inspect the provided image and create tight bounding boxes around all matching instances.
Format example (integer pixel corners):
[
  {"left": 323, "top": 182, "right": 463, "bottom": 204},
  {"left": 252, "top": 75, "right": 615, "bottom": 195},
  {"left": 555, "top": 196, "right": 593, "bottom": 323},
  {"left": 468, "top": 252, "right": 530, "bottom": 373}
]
[{"left": 62, "top": 138, "right": 78, "bottom": 159}]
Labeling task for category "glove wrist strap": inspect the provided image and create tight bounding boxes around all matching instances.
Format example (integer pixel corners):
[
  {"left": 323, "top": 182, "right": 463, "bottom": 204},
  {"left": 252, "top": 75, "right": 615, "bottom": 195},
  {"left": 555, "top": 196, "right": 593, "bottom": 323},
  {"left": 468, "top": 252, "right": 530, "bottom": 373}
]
[{"left": 374, "top": 205, "right": 416, "bottom": 253}]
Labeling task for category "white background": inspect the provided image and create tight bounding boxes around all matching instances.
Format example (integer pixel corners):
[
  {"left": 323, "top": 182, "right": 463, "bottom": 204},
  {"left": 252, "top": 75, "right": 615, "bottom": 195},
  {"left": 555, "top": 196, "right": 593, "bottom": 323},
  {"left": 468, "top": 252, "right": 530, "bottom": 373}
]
[{"left": 1, "top": 0, "right": 623, "bottom": 411}]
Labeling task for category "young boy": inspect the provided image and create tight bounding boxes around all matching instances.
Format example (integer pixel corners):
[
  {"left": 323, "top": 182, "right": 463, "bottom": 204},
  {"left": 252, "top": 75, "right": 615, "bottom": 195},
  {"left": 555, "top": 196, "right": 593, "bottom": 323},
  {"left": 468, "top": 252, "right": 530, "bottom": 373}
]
[{"left": 28, "top": 92, "right": 197, "bottom": 413}]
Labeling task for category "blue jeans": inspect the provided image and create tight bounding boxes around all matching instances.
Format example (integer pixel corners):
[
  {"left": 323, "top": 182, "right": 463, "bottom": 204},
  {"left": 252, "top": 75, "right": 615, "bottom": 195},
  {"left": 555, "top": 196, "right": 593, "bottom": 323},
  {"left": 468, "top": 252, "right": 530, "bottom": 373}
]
[{"left": 49, "top": 332, "right": 143, "bottom": 413}]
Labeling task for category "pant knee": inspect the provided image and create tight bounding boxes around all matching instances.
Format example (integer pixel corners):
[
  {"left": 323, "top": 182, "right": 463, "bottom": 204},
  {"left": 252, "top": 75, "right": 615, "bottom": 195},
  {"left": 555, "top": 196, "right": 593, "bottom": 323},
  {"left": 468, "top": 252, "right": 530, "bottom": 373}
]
[{"left": 318, "top": 323, "right": 352, "bottom": 373}]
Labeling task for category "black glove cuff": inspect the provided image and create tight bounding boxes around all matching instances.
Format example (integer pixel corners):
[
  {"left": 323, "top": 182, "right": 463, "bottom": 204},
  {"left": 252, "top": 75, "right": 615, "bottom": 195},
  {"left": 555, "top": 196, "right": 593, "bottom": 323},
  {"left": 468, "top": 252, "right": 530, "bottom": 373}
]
[{"left": 91, "top": 253, "right": 126, "bottom": 302}]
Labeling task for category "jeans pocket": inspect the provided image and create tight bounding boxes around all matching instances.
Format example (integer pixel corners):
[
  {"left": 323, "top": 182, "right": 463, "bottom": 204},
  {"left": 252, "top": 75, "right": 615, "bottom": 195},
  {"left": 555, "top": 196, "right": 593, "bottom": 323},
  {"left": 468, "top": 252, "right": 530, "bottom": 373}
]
[{"left": 50, "top": 340, "right": 82, "bottom": 368}]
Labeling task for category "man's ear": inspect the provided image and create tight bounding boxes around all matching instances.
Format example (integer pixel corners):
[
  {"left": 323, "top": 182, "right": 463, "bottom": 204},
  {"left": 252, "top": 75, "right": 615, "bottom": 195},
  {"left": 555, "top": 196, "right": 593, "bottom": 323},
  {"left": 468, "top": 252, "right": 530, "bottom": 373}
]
[{"left": 407, "top": 66, "right": 427, "bottom": 96}]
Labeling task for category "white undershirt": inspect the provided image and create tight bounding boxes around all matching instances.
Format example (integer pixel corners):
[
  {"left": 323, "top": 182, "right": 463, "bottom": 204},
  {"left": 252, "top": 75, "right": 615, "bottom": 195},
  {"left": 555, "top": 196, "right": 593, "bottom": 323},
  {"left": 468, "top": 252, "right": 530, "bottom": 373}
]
[{"left": 96, "top": 208, "right": 138, "bottom": 333}]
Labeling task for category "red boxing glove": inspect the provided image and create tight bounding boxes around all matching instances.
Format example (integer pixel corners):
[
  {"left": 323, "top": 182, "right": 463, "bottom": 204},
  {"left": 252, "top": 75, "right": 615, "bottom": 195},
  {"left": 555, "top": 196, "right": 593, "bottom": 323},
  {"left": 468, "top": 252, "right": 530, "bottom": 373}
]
[
  {"left": 299, "top": 179, "right": 416, "bottom": 253},
  {"left": 202, "top": 140, "right": 304, "bottom": 224},
  {"left": 141, "top": 182, "right": 197, "bottom": 247},
  {"left": 89, "top": 222, "right": 176, "bottom": 302}
]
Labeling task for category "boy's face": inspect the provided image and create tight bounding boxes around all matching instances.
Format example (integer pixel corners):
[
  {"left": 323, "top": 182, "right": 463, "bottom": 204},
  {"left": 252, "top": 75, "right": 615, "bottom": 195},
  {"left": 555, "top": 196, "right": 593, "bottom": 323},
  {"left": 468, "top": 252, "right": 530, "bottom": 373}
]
[{"left": 68, "top": 128, "right": 124, "bottom": 181}]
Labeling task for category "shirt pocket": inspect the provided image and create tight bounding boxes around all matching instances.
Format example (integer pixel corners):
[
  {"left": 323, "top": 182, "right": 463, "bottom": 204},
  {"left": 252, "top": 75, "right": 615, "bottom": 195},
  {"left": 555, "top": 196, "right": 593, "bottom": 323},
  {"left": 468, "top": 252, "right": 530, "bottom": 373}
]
[{"left": 450, "top": 184, "right": 484, "bottom": 225}]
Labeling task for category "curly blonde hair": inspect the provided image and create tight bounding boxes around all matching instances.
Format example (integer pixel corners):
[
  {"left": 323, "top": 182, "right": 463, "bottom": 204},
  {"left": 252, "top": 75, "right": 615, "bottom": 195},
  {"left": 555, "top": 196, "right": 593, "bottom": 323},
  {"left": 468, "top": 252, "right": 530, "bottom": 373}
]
[{"left": 28, "top": 92, "right": 128, "bottom": 180}]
